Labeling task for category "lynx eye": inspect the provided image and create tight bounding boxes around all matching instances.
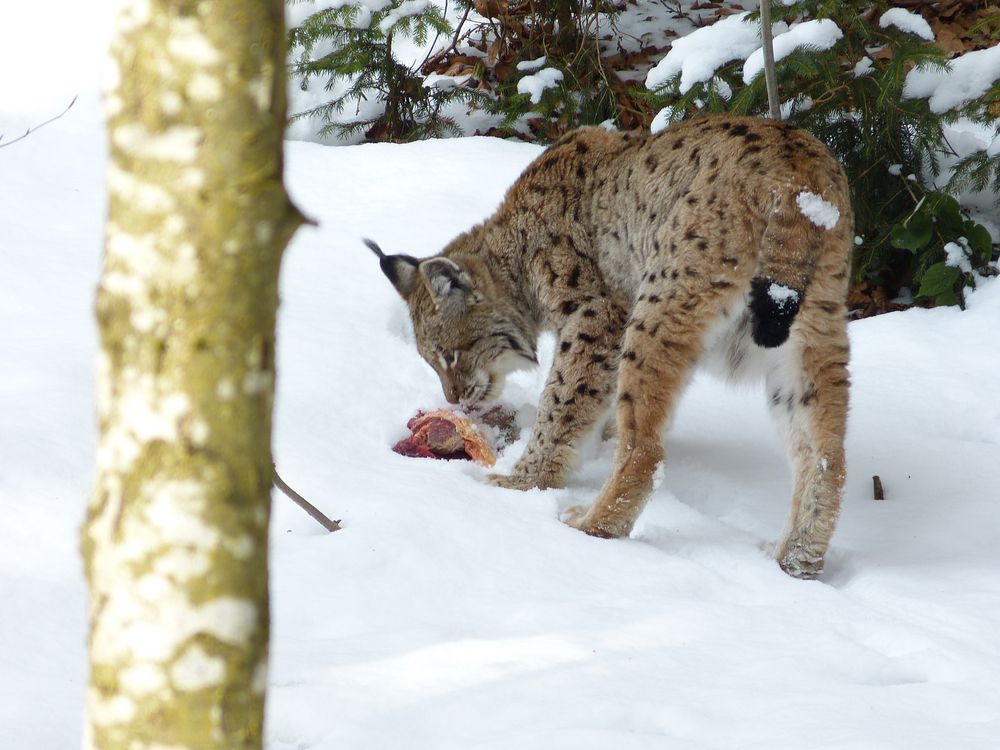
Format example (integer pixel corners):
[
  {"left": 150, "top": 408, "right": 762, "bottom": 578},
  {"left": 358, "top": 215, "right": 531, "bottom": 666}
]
[{"left": 435, "top": 348, "right": 461, "bottom": 370}]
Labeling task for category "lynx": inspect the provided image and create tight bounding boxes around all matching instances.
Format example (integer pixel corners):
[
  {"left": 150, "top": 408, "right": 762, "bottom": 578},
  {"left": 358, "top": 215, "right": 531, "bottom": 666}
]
[{"left": 369, "top": 114, "right": 852, "bottom": 579}]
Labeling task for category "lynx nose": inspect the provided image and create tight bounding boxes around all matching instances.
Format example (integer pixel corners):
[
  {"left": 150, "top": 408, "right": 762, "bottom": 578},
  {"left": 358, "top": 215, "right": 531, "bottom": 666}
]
[{"left": 442, "top": 379, "right": 460, "bottom": 405}]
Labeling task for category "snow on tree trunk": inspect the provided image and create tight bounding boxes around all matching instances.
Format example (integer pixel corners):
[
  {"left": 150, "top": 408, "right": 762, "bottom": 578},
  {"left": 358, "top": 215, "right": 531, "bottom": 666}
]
[{"left": 82, "top": 2, "right": 305, "bottom": 748}]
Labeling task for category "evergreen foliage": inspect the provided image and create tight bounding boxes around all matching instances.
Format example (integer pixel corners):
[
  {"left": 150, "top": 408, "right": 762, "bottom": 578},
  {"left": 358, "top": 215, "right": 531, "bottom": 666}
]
[
  {"left": 467, "top": 0, "right": 641, "bottom": 140},
  {"left": 288, "top": 0, "right": 481, "bottom": 141},
  {"left": 948, "top": 10, "right": 1000, "bottom": 203},
  {"left": 287, "top": 0, "right": 642, "bottom": 143}
]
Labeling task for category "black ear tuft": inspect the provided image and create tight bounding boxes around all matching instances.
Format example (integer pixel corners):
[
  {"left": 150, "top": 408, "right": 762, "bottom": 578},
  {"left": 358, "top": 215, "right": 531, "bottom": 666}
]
[
  {"left": 364, "top": 238, "right": 421, "bottom": 298},
  {"left": 749, "top": 276, "right": 802, "bottom": 348},
  {"left": 363, "top": 238, "right": 386, "bottom": 258}
]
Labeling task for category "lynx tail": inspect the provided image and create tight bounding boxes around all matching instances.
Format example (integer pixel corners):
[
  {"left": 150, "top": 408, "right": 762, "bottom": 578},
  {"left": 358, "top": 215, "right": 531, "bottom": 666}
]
[{"left": 749, "top": 276, "right": 801, "bottom": 348}]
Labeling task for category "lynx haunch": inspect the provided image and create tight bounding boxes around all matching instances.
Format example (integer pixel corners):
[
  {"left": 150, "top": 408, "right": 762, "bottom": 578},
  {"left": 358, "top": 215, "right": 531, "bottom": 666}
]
[{"left": 370, "top": 114, "right": 853, "bottom": 579}]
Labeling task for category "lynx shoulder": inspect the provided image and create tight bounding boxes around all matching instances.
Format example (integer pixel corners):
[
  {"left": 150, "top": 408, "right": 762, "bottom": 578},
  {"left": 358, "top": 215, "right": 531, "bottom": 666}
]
[{"left": 370, "top": 114, "right": 853, "bottom": 579}]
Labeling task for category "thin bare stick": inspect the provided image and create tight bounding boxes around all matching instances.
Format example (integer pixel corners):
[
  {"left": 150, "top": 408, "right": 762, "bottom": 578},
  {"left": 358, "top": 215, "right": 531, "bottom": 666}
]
[
  {"left": 759, "top": 2, "right": 781, "bottom": 120},
  {"left": 420, "top": 4, "right": 472, "bottom": 74},
  {"left": 272, "top": 465, "right": 342, "bottom": 532},
  {"left": 417, "top": 0, "right": 454, "bottom": 73},
  {"left": 0, "top": 95, "right": 78, "bottom": 149}
]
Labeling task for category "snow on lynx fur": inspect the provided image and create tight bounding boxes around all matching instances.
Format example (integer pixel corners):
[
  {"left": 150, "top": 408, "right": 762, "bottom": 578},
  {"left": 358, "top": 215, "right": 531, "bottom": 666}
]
[{"left": 370, "top": 114, "right": 853, "bottom": 579}]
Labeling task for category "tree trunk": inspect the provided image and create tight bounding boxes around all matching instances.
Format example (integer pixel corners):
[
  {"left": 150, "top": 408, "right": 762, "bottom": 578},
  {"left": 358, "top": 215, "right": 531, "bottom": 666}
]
[
  {"left": 542, "top": 0, "right": 580, "bottom": 55},
  {"left": 82, "top": 2, "right": 304, "bottom": 748}
]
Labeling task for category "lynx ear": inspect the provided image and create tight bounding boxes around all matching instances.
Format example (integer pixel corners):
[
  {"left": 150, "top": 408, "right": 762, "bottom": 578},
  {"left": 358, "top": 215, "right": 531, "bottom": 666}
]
[
  {"left": 419, "top": 257, "right": 477, "bottom": 312},
  {"left": 364, "top": 238, "right": 420, "bottom": 298}
]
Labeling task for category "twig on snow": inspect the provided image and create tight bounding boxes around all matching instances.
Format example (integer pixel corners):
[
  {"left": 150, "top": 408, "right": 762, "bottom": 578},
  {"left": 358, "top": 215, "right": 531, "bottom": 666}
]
[
  {"left": 872, "top": 475, "right": 885, "bottom": 501},
  {"left": 272, "top": 465, "right": 342, "bottom": 532},
  {"left": 0, "top": 95, "right": 78, "bottom": 149}
]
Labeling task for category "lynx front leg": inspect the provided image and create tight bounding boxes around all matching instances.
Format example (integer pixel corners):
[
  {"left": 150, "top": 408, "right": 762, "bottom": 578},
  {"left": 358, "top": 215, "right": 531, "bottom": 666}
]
[
  {"left": 566, "top": 280, "right": 731, "bottom": 538},
  {"left": 563, "top": 334, "right": 683, "bottom": 537},
  {"left": 488, "top": 302, "right": 624, "bottom": 490}
]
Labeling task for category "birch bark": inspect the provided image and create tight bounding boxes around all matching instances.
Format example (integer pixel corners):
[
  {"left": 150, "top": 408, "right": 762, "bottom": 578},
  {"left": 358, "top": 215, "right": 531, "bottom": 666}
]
[{"left": 83, "top": 2, "right": 304, "bottom": 747}]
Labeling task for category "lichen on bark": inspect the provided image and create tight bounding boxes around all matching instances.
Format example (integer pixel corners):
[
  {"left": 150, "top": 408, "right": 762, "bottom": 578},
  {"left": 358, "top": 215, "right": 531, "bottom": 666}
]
[{"left": 83, "top": 2, "right": 304, "bottom": 748}]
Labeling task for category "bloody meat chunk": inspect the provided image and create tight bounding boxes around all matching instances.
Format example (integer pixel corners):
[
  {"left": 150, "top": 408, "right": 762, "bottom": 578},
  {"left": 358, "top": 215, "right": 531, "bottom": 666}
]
[{"left": 392, "top": 409, "right": 502, "bottom": 467}]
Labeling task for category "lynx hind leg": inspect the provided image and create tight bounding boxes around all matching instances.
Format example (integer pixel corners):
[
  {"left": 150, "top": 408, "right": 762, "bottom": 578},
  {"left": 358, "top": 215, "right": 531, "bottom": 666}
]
[
  {"left": 766, "top": 312, "right": 849, "bottom": 579},
  {"left": 567, "top": 263, "right": 748, "bottom": 539}
]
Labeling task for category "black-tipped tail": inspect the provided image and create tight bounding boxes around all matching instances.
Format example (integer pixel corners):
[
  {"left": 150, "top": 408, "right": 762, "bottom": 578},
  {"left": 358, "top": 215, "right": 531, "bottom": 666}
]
[{"left": 749, "top": 277, "right": 802, "bottom": 348}]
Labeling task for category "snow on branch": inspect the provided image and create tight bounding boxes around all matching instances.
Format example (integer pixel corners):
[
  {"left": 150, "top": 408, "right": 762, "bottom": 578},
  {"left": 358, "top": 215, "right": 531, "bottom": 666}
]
[
  {"left": 878, "top": 8, "right": 935, "bottom": 42},
  {"left": 903, "top": 43, "right": 1000, "bottom": 114},
  {"left": 517, "top": 68, "right": 564, "bottom": 104},
  {"left": 743, "top": 19, "right": 843, "bottom": 86},
  {"left": 379, "top": 0, "right": 430, "bottom": 34},
  {"left": 645, "top": 12, "right": 787, "bottom": 94}
]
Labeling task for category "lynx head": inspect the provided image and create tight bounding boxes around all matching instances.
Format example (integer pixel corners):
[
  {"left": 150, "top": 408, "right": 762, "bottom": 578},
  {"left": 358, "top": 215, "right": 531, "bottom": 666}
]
[{"left": 366, "top": 239, "right": 537, "bottom": 407}]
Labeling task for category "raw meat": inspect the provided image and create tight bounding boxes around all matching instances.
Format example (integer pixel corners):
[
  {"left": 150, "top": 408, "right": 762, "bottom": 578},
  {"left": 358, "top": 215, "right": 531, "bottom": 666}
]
[{"left": 392, "top": 409, "right": 498, "bottom": 467}]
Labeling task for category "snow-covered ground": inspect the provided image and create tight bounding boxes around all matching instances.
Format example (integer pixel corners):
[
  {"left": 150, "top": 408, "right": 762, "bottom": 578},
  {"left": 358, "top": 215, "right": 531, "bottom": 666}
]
[
  {"left": 3, "top": 88, "right": 1000, "bottom": 748},
  {"left": 3, "top": 3, "right": 1000, "bottom": 749}
]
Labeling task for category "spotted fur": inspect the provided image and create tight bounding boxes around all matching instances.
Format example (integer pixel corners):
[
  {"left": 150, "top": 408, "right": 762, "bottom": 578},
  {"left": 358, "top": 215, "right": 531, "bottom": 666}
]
[{"left": 372, "top": 114, "right": 853, "bottom": 579}]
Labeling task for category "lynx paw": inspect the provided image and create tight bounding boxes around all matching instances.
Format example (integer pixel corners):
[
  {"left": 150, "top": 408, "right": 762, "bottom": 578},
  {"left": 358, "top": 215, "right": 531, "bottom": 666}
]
[
  {"left": 487, "top": 464, "right": 567, "bottom": 490},
  {"left": 486, "top": 472, "right": 542, "bottom": 491},
  {"left": 775, "top": 542, "right": 825, "bottom": 580},
  {"left": 560, "top": 505, "right": 620, "bottom": 539},
  {"left": 559, "top": 504, "right": 590, "bottom": 526}
]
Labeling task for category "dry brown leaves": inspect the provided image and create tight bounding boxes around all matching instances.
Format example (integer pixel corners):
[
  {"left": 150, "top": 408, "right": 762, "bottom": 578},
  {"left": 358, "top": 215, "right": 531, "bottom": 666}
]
[
  {"left": 848, "top": 282, "right": 909, "bottom": 319},
  {"left": 889, "top": 0, "right": 1000, "bottom": 55}
]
